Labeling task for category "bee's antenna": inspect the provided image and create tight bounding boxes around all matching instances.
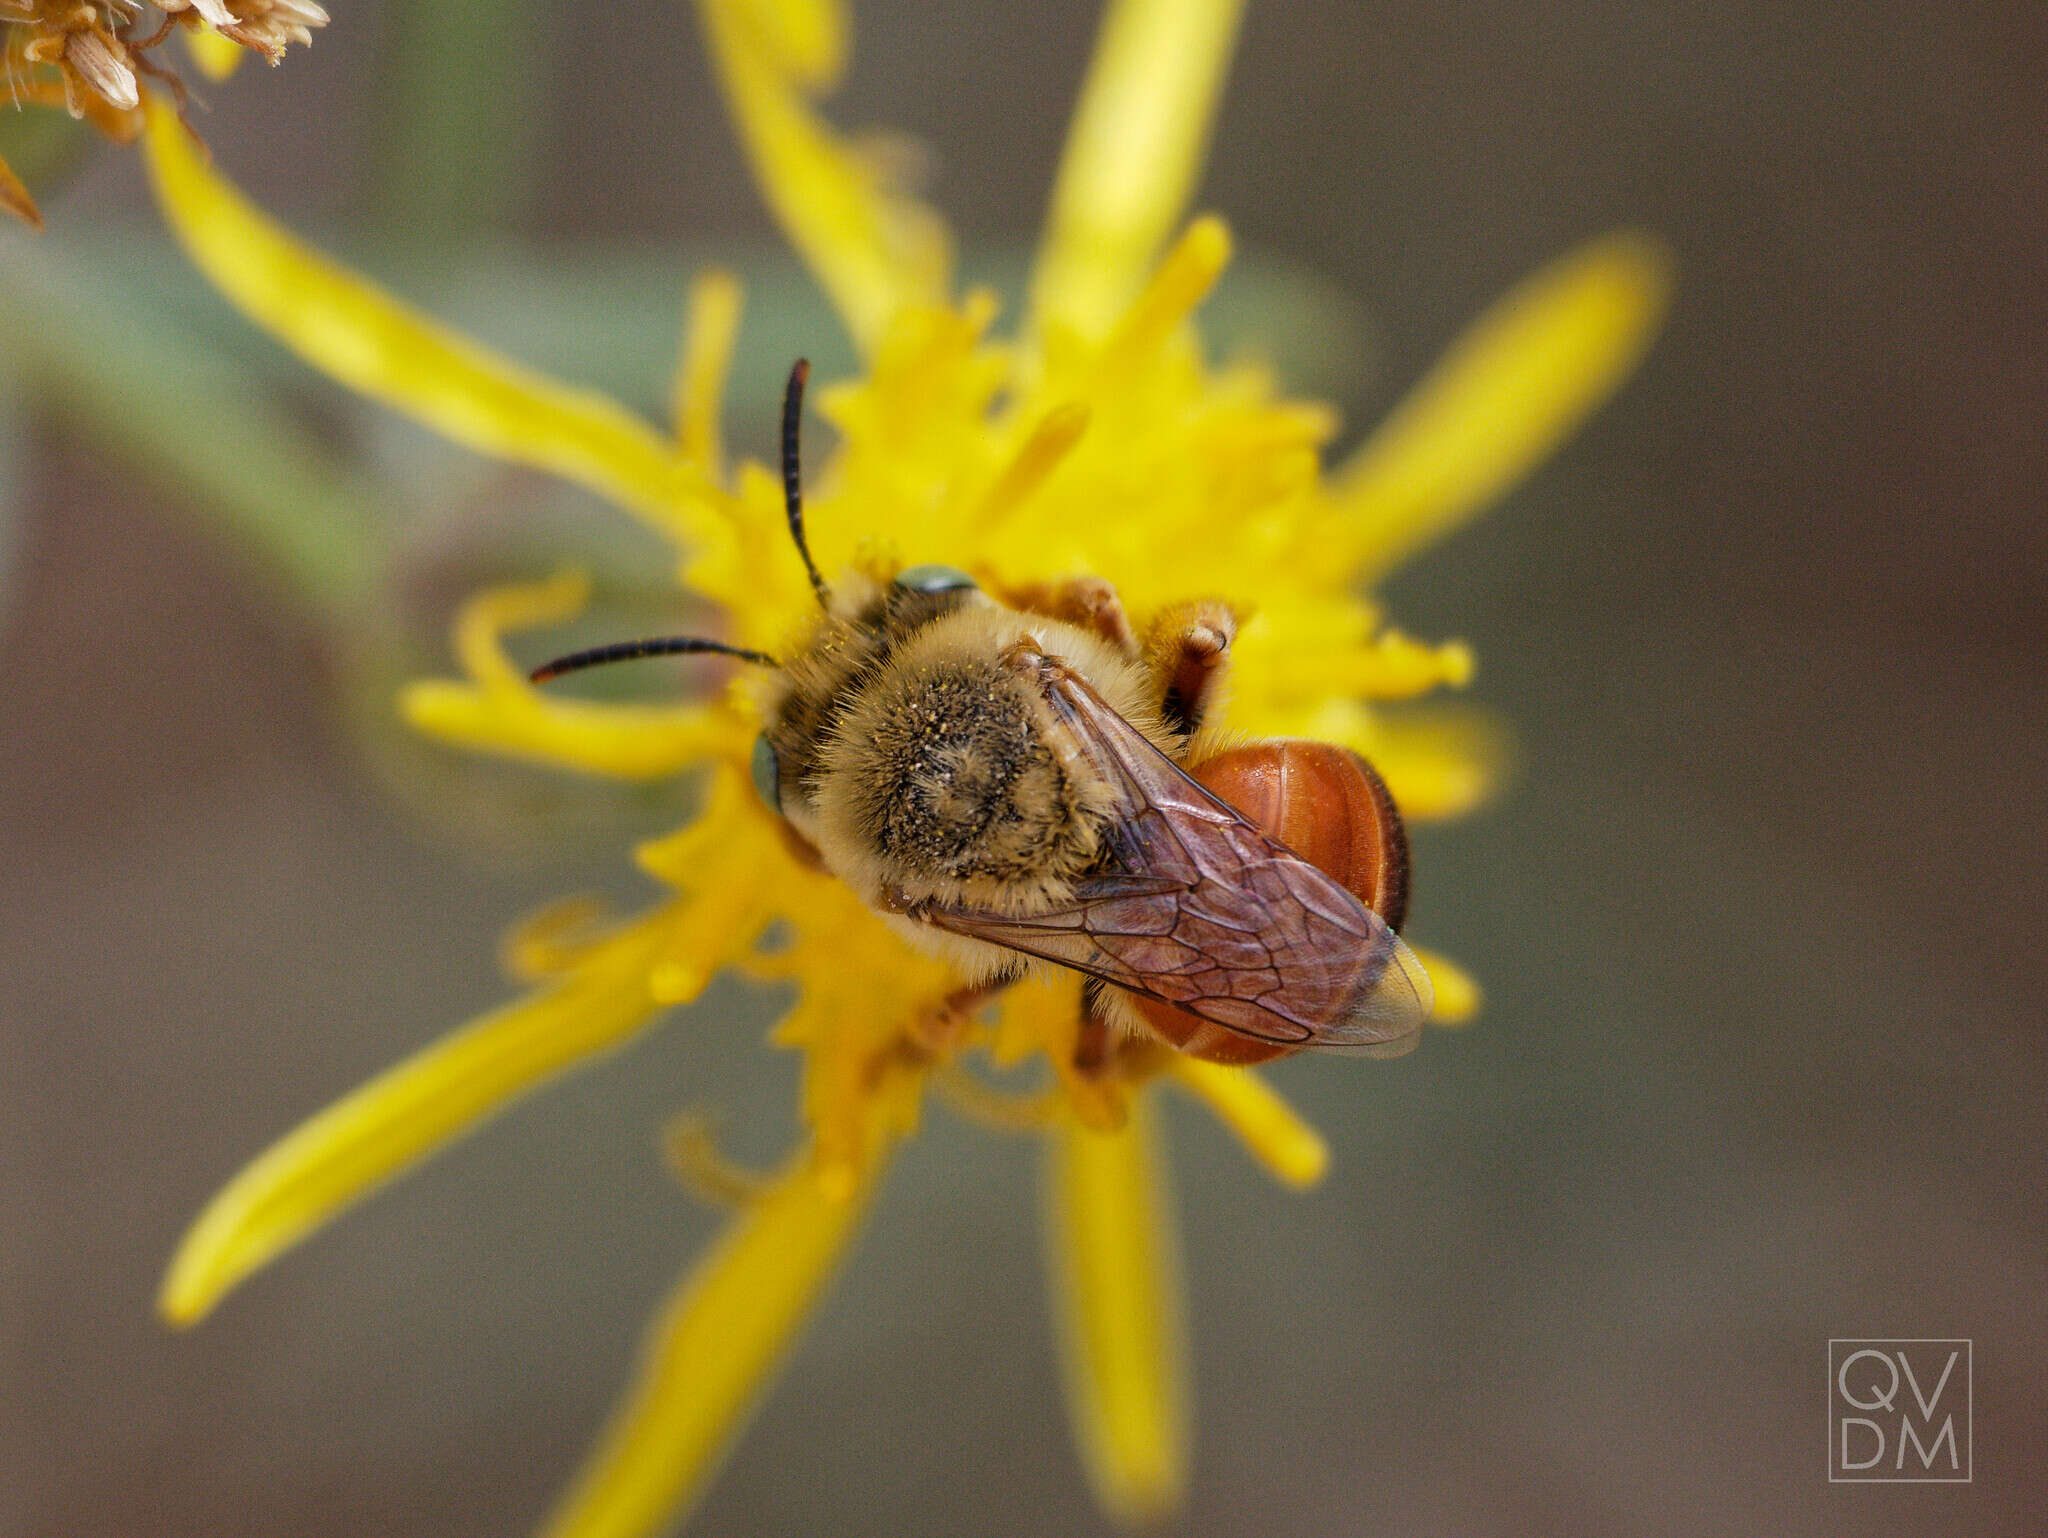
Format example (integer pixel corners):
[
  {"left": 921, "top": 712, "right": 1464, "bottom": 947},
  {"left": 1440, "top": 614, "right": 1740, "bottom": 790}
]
[
  {"left": 782, "top": 358, "right": 832, "bottom": 608},
  {"left": 529, "top": 636, "right": 777, "bottom": 685}
]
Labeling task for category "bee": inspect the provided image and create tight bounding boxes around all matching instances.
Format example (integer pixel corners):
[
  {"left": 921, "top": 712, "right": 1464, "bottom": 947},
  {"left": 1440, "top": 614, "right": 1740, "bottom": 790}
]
[{"left": 533, "top": 361, "right": 1433, "bottom": 1069}]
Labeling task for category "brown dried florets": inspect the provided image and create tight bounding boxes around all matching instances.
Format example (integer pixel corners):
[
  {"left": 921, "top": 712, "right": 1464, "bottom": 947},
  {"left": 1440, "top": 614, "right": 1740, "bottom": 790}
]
[{"left": 0, "top": 0, "right": 327, "bottom": 226}]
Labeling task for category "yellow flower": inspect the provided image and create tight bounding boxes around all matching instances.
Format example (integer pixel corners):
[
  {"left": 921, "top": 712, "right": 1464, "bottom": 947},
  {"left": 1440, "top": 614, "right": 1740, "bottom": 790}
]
[{"left": 143, "top": 1, "right": 1669, "bottom": 1533}]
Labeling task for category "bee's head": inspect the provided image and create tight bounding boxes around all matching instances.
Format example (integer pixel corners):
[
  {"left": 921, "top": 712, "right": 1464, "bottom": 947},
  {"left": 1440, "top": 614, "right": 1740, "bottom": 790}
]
[{"left": 892, "top": 564, "right": 977, "bottom": 597}]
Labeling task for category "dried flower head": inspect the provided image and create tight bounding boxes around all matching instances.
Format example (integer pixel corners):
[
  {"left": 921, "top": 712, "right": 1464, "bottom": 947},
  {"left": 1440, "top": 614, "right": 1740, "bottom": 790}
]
[
  {"left": 159, "top": 0, "right": 326, "bottom": 63},
  {"left": 141, "top": 1, "right": 1670, "bottom": 1534},
  {"left": 0, "top": 0, "right": 324, "bottom": 226}
]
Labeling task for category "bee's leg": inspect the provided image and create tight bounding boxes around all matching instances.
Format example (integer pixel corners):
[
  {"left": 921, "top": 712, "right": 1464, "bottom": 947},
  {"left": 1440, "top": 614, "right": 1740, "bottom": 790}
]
[
  {"left": 1073, "top": 978, "right": 1140, "bottom": 1080},
  {"left": 1008, "top": 575, "right": 1142, "bottom": 656},
  {"left": 1142, "top": 598, "right": 1238, "bottom": 740},
  {"left": 907, "top": 970, "right": 1021, "bottom": 1053}
]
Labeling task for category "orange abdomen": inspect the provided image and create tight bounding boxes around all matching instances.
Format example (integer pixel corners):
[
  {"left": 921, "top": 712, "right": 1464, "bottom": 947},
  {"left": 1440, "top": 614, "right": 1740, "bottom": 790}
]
[{"left": 1131, "top": 740, "right": 1410, "bottom": 1065}]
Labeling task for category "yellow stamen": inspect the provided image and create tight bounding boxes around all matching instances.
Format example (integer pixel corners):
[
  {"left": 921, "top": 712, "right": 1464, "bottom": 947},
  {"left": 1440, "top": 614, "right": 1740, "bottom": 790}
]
[
  {"left": 1166, "top": 1058, "right": 1329, "bottom": 1189},
  {"left": 1046, "top": 1094, "right": 1189, "bottom": 1525},
  {"left": 1030, "top": 0, "right": 1247, "bottom": 343}
]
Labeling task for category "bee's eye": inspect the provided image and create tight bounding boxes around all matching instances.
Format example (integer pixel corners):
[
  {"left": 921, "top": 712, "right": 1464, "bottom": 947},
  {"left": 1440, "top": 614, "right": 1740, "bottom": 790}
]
[
  {"left": 894, "top": 564, "right": 977, "bottom": 595},
  {"left": 750, "top": 733, "right": 782, "bottom": 814}
]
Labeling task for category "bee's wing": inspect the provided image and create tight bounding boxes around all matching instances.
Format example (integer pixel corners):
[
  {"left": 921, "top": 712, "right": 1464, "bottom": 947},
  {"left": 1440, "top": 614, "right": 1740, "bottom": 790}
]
[{"left": 915, "top": 652, "right": 1433, "bottom": 1052}]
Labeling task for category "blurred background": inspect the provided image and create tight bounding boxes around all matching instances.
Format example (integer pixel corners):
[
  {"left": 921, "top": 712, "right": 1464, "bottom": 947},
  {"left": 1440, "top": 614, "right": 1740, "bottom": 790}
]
[{"left": 4, "top": 1, "right": 2044, "bottom": 1534}]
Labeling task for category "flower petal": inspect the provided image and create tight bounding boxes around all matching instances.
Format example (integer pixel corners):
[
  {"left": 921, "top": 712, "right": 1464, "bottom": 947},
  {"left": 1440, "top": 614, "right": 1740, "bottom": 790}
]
[
  {"left": 1165, "top": 1058, "right": 1328, "bottom": 1189},
  {"left": 1045, "top": 1093, "right": 1189, "bottom": 1524},
  {"left": 1029, "top": 0, "right": 1247, "bottom": 343},
  {"left": 182, "top": 23, "right": 246, "bottom": 80},
  {"left": 669, "top": 269, "right": 744, "bottom": 476},
  {"left": 137, "top": 99, "right": 728, "bottom": 553},
  {"left": 1348, "top": 700, "right": 1513, "bottom": 823},
  {"left": 1411, "top": 944, "right": 1483, "bottom": 1024},
  {"left": 399, "top": 685, "right": 736, "bottom": 780},
  {"left": 537, "top": 1143, "right": 890, "bottom": 1538},
  {"left": 1334, "top": 230, "right": 1674, "bottom": 579},
  {"left": 397, "top": 571, "right": 748, "bottom": 780},
  {"left": 748, "top": 873, "right": 953, "bottom": 1190},
  {"left": 0, "top": 151, "right": 42, "bottom": 229},
  {"left": 160, "top": 902, "right": 688, "bottom": 1325},
  {"left": 694, "top": 0, "right": 950, "bottom": 353}
]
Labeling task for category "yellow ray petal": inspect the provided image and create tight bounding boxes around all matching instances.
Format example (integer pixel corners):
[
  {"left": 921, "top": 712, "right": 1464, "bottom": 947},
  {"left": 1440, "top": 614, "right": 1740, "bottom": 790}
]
[
  {"left": 1350, "top": 700, "right": 1514, "bottom": 823},
  {"left": 1165, "top": 1058, "right": 1328, "bottom": 1189},
  {"left": 160, "top": 902, "right": 688, "bottom": 1325},
  {"left": 183, "top": 25, "right": 245, "bottom": 80},
  {"left": 1239, "top": 615, "right": 1474, "bottom": 708},
  {"left": 1029, "top": 0, "right": 1247, "bottom": 344},
  {"left": 1045, "top": 1093, "right": 1189, "bottom": 1525},
  {"left": 537, "top": 1141, "right": 891, "bottom": 1538},
  {"left": 1334, "top": 230, "right": 1674, "bottom": 579},
  {"left": 695, "top": 0, "right": 949, "bottom": 353},
  {"left": 1411, "top": 945, "right": 1483, "bottom": 1024},
  {"left": 0, "top": 151, "right": 42, "bottom": 230},
  {"left": 138, "top": 99, "right": 727, "bottom": 553},
  {"left": 397, "top": 570, "right": 749, "bottom": 779},
  {"left": 401, "top": 682, "right": 739, "bottom": 780},
  {"left": 670, "top": 268, "right": 744, "bottom": 475}
]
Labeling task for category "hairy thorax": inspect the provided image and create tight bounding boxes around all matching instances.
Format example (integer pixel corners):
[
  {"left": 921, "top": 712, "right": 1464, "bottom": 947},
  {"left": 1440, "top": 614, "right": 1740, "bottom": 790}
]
[{"left": 763, "top": 588, "right": 1163, "bottom": 922}]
